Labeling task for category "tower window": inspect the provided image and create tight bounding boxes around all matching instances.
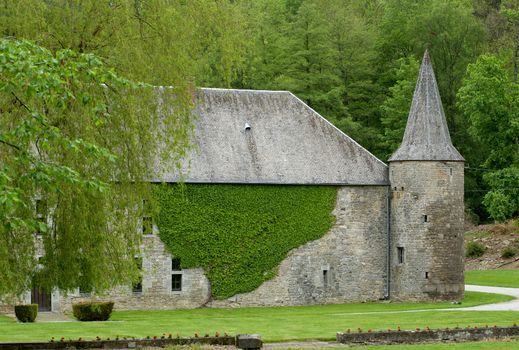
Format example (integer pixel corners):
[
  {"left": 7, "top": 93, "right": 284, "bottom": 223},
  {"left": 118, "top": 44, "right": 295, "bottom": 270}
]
[
  {"left": 397, "top": 247, "right": 404, "bottom": 264},
  {"left": 423, "top": 215, "right": 428, "bottom": 223},
  {"left": 425, "top": 272, "right": 429, "bottom": 279},
  {"left": 449, "top": 168, "right": 453, "bottom": 176},
  {"left": 323, "top": 269, "right": 329, "bottom": 287}
]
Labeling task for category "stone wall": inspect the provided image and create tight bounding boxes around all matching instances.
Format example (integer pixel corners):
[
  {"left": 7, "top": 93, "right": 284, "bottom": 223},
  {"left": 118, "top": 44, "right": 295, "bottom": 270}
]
[
  {"left": 0, "top": 336, "right": 237, "bottom": 350},
  {"left": 337, "top": 326, "right": 519, "bottom": 345},
  {"left": 10, "top": 185, "right": 389, "bottom": 312},
  {"left": 389, "top": 161, "right": 464, "bottom": 301},
  {"left": 209, "top": 186, "right": 389, "bottom": 307},
  {"left": 58, "top": 235, "right": 211, "bottom": 312}
]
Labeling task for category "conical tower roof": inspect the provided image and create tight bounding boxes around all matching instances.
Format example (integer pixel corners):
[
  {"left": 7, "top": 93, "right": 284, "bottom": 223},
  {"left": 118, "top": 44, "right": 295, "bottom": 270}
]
[{"left": 389, "top": 51, "right": 464, "bottom": 162}]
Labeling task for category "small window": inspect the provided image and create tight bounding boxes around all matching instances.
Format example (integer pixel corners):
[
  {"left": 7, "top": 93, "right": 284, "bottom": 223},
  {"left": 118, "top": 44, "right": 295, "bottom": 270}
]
[
  {"left": 133, "top": 279, "right": 143, "bottom": 294},
  {"left": 323, "top": 269, "right": 329, "bottom": 287},
  {"left": 449, "top": 168, "right": 453, "bottom": 176},
  {"left": 133, "top": 257, "right": 143, "bottom": 294},
  {"left": 425, "top": 272, "right": 429, "bottom": 279},
  {"left": 423, "top": 215, "right": 428, "bottom": 223},
  {"left": 400, "top": 186, "right": 404, "bottom": 191},
  {"left": 397, "top": 247, "right": 404, "bottom": 264},
  {"left": 171, "top": 274, "right": 182, "bottom": 291},
  {"left": 142, "top": 216, "right": 153, "bottom": 235},
  {"left": 171, "top": 258, "right": 181, "bottom": 271}
]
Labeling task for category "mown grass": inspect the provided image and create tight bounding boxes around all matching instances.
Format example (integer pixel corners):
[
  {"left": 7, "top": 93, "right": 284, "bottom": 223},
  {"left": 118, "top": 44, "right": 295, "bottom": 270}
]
[
  {"left": 465, "top": 269, "right": 519, "bottom": 288},
  {"left": 0, "top": 292, "right": 515, "bottom": 342},
  {"left": 276, "top": 338, "right": 519, "bottom": 349},
  {"left": 167, "top": 339, "right": 519, "bottom": 350}
]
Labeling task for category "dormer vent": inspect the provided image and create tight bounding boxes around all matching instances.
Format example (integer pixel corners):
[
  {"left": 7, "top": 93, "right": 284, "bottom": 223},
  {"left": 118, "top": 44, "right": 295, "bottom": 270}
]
[{"left": 244, "top": 122, "right": 251, "bottom": 131}]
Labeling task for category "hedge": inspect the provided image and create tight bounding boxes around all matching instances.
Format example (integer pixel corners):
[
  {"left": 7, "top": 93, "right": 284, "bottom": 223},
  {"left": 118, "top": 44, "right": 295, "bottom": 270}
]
[
  {"left": 72, "top": 301, "right": 114, "bottom": 321},
  {"left": 154, "top": 184, "right": 336, "bottom": 299},
  {"left": 14, "top": 304, "right": 38, "bottom": 322}
]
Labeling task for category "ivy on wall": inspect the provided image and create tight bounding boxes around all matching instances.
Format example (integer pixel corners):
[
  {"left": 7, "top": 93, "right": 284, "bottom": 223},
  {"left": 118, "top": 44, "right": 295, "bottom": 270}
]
[{"left": 154, "top": 184, "right": 337, "bottom": 299}]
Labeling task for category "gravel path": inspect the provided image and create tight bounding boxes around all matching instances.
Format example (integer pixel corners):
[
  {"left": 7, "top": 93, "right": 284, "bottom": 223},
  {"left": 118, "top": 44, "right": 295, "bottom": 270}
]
[{"left": 461, "top": 284, "right": 519, "bottom": 311}]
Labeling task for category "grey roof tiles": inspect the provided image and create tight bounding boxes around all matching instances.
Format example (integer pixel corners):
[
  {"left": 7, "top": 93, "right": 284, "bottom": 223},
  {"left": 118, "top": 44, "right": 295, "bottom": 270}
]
[
  {"left": 159, "top": 88, "right": 388, "bottom": 185},
  {"left": 389, "top": 50, "right": 464, "bottom": 162}
]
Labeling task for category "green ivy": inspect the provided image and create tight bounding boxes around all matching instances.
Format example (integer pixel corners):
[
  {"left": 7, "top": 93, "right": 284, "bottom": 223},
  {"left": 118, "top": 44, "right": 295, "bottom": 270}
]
[{"left": 154, "top": 184, "right": 336, "bottom": 299}]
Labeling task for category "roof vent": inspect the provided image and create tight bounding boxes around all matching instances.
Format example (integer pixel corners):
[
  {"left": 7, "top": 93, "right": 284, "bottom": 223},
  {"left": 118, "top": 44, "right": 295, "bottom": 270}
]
[{"left": 244, "top": 122, "right": 251, "bottom": 131}]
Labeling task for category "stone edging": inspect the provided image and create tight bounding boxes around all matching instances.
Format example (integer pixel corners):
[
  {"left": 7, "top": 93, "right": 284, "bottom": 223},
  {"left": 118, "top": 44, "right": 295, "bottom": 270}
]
[
  {"left": 0, "top": 335, "right": 262, "bottom": 350},
  {"left": 337, "top": 325, "right": 519, "bottom": 345}
]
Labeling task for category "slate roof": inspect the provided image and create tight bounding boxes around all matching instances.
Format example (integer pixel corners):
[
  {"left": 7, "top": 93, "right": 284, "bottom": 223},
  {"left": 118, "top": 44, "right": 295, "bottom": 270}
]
[
  {"left": 389, "top": 51, "right": 464, "bottom": 162},
  {"left": 159, "top": 88, "right": 388, "bottom": 185}
]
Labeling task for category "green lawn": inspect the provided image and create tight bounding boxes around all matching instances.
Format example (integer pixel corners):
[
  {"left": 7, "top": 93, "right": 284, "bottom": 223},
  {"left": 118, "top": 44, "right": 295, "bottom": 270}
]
[
  {"left": 466, "top": 269, "right": 519, "bottom": 288},
  {"left": 279, "top": 338, "right": 519, "bottom": 349},
  {"left": 170, "top": 339, "right": 519, "bottom": 350},
  {"left": 0, "top": 292, "right": 516, "bottom": 343}
]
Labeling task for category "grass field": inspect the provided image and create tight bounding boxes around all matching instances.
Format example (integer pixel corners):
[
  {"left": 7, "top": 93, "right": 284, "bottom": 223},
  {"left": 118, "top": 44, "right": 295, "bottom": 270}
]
[
  {"left": 280, "top": 338, "right": 519, "bottom": 349},
  {"left": 465, "top": 269, "right": 519, "bottom": 288},
  {"left": 170, "top": 339, "right": 519, "bottom": 350},
  {"left": 0, "top": 292, "right": 516, "bottom": 342}
]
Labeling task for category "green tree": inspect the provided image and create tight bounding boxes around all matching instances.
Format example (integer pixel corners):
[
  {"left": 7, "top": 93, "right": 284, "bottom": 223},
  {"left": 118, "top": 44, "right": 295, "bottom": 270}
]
[
  {"left": 500, "top": 1, "right": 519, "bottom": 82},
  {"left": 235, "top": 0, "right": 289, "bottom": 89},
  {"left": 378, "top": 0, "right": 486, "bottom": 138},
  {"left": 0, "top": 0, "right": 248, "bottom": 87},
  {"left": 458, "top": 54, "right": 519, "bottom": 221},
  {"left": 273, "top": 1, "right": 347, "bottom": 120},
  {"left": 0, "top": 39, "right": 192, "bottom": 298},
  {"left": 379, "top": 56, "right": 420, "bottom": 160}
]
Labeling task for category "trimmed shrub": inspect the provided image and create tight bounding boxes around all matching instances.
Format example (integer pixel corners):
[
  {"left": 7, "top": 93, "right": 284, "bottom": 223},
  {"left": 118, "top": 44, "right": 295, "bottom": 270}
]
[
  {"left": 465, "top": 241, "right": 486, "bottom": 258},
  {"left": 502, "top": 246, "right": 517, "bottom": 259},
  {"left": 72, "top": 301, "right": 114, "bottom": 321},
  {"left": 14, "top": 304, "right": 38, "bottom": 322}
]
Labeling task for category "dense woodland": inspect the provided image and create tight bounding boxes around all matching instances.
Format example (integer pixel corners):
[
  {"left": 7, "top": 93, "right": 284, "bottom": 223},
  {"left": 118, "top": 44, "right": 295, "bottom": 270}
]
[
  {"left": 0, "top": 0, "right": 518, "bottom": 296},
  {"left": 2, "top": 0, "right": 517, "bottom": 222}
]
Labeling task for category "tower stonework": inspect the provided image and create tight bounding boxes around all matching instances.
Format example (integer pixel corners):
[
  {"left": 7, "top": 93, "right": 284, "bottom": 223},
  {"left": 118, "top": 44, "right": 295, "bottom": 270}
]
[{"left": 389, "top": 51, "right": 465, "bottom": 301}]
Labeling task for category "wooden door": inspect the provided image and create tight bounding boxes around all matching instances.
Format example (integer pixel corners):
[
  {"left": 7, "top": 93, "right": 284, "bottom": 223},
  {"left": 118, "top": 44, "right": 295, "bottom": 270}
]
[{"left": 31, "top": 286, "right": 51, "bottom": 312}]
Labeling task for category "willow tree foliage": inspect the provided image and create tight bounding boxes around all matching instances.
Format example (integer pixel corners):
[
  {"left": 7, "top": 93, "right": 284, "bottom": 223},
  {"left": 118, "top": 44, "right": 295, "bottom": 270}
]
[
  {"left": 0, "top": 39, "right": 193, "bottom": 298},
  {"left": 0, "top": 0, "right": 248, "bottom": 88}
]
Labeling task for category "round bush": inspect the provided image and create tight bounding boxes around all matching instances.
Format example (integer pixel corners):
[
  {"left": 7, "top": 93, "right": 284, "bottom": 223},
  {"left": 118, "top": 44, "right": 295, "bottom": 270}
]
[
  {"left": 14, "top": 304, "right": 38, "bottom": 322},
  {"left": 72, "top": 301, "right": 114, "bottom": 321},
  {"left": 465, "top": 241, "right": 486, "bottom": 258}
]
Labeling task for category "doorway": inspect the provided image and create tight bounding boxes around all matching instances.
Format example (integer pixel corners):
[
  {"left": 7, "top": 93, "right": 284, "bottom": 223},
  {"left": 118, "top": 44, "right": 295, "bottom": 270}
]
[{"left": 31, "top": 286, "right": 51, "bottom": 312}]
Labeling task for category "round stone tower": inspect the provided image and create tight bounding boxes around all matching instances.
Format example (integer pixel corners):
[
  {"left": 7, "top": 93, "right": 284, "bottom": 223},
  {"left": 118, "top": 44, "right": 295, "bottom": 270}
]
[{"left": 388, "top": 51, "right": 464, "bottom": 301}]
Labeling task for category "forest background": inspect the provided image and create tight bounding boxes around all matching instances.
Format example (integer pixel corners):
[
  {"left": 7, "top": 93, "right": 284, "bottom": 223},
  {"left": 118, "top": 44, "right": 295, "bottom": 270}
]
[
  {"left": 1, "top": 0, "right": 518, "bottom": 223},
  {"left": 0, "top": 0, "right": 519, "bottom": 223}
]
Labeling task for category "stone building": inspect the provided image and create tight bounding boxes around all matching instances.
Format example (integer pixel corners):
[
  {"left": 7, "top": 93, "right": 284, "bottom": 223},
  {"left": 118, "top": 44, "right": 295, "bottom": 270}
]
[{"left": 20, "top": 51, "right": 464, "bottom": 312}]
